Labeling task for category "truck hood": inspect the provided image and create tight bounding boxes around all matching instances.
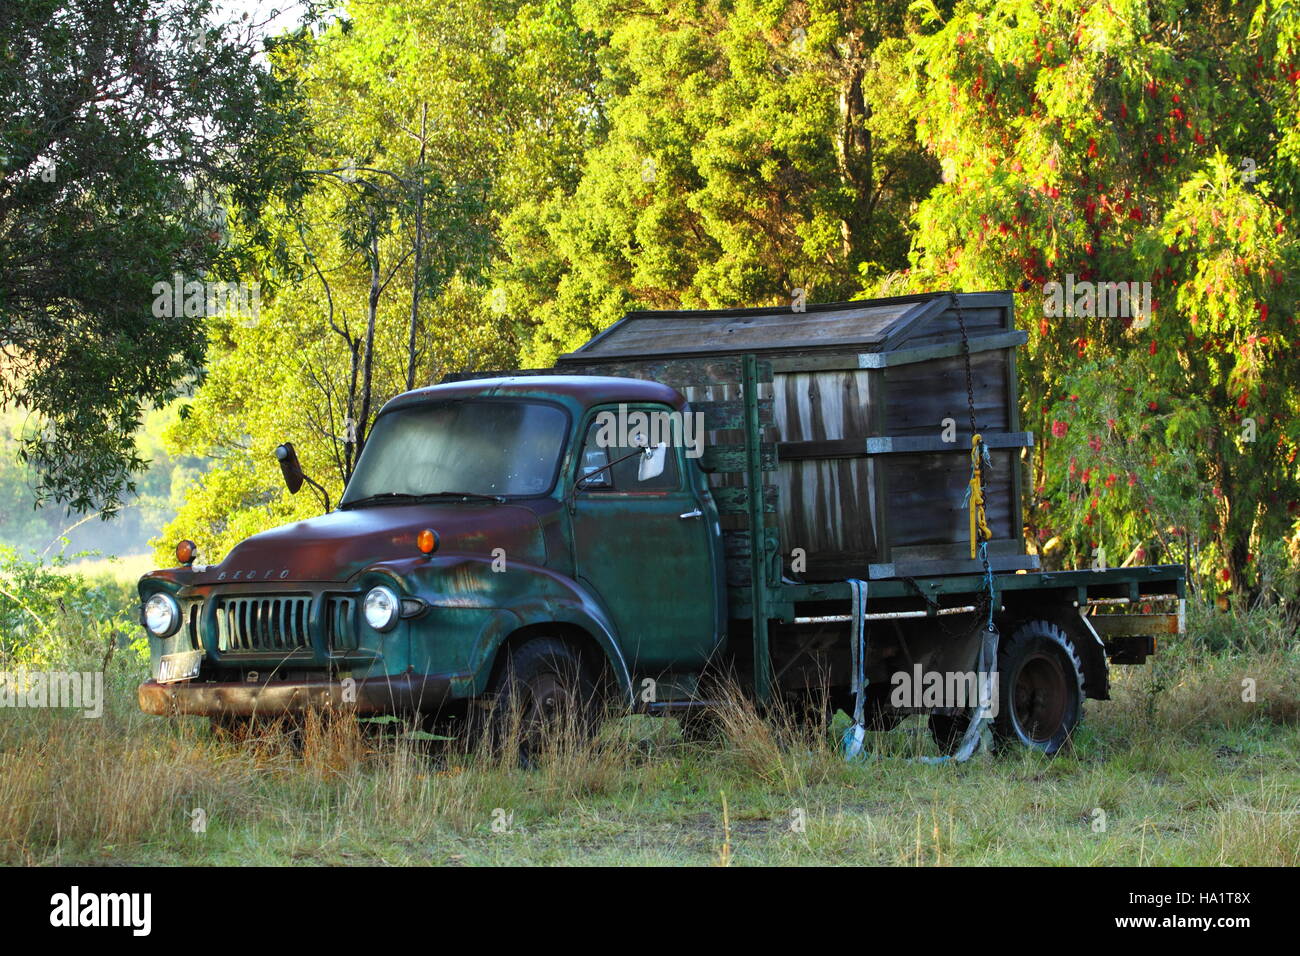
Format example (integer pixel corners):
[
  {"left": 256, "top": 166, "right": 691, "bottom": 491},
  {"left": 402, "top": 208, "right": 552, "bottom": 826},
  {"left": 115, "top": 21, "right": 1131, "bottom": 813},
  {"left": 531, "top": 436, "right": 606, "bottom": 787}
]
[{"left": 196, "top": 502, "right": 547, "bottom": 584}]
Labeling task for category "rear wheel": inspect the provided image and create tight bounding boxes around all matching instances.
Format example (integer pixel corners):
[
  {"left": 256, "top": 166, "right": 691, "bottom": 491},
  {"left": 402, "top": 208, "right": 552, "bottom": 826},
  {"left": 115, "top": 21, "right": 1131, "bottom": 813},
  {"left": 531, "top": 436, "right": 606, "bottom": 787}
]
[
  {"left": 994, "top": 619, "right": 1085, "bottom": 754},
  {"left": 927, "top": 619, "right": 1086, "bottom": 756}
]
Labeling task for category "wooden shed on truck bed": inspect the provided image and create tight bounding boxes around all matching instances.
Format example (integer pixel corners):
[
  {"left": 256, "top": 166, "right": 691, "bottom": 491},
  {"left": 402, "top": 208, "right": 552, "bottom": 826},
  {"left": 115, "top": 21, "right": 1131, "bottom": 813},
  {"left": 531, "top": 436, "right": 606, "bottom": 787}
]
[{"left": 555, "top": 290, "right": 1037, "bottom": 583}]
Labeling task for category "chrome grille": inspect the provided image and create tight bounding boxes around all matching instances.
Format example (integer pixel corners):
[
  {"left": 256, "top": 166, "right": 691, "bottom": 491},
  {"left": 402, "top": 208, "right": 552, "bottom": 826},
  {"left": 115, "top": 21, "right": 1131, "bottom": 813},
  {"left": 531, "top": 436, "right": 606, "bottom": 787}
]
[
  {"left": 215, "top": 595, "right": 311, "bottom": 653},
  {"left": 326, "top": 596, "right": 358, "bottom": 652},
  {"left": 182, "top": 601, "right": 203, "bottom": 651}
]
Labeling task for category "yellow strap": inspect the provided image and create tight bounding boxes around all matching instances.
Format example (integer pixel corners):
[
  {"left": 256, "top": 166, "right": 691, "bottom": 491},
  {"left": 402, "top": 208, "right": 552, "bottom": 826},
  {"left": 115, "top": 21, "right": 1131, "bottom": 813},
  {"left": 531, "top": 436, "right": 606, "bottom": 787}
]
[{"left": 968, "top": 434, "right": 991, "bottom": 559}]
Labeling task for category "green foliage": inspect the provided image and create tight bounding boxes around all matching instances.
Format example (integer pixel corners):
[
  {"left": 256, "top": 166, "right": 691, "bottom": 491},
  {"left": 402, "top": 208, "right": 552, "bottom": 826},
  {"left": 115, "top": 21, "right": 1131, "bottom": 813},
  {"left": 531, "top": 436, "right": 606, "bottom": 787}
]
[
  {"left": 901, "top": 0, "right": 1300, "bottom": 595},
  {"left": 502, "top": 0, "right": 939, "bottom": 364},
  {"left": 159, "top": 0, "right": 588, "bottom": 561},
  {"left": 0, "top": 0, "right": 309, "bottom": 515},
  {"left": 1035, "top": 356, "right": 1202, "bottom": 570},
  {"left": 0, "top": 546, "right": 145, "bottom": 672}
]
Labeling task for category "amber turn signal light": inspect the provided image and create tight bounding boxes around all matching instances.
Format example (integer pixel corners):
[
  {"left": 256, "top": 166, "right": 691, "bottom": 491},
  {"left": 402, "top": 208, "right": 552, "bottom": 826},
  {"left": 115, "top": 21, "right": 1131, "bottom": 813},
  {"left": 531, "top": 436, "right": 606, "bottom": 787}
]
[
  {"left": 417, "top": 529, "right": 439, "bottom": 555},
  {"left": 176, "top": 539, "right": 197, "bottom": 566}
]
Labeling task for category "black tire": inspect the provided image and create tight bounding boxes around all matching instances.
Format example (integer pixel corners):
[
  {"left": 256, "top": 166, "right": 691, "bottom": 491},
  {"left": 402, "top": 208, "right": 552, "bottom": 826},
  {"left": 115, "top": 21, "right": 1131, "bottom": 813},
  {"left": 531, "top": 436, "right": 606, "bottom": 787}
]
[
  {"left": 928, "top": 619, "right": 1085, "bottom": 756},
  {"left": 993, "top": 619, "right": 1085, "bottom": 755},
  {"left": 477, "top": 637, "right": 602, "bottom": 762}
]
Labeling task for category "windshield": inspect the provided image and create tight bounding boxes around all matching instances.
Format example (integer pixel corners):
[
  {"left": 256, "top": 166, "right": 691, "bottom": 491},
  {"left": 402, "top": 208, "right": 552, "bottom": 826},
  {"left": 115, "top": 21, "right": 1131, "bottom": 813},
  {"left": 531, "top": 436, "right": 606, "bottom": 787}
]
[{"left": 341, "top": 400, "right": 568, "bottom": 504}]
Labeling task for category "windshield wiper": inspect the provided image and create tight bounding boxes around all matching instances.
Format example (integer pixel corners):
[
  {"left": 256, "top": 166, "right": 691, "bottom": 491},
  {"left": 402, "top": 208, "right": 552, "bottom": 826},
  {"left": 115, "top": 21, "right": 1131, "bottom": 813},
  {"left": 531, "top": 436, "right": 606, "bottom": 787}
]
[
  {"left": 339, "top": 492, "right": 423, "bottom": 509},
  {"left": 418, "top": 490, "right": 507, "bottom": 503},
  {"left": 340, "top": 490, "right": 505, "bottom": 509}
]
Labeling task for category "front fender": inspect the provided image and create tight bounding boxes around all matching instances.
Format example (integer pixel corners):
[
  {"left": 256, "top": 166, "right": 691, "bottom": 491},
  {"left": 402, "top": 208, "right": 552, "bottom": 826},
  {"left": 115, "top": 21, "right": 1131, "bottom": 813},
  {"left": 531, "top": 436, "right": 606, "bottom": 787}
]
[
  {"left": 372, "top": 554, "right": 634, "bottom": 706},
  {"left": 486, "top": 590, "right": 634, "bottom": 707}
]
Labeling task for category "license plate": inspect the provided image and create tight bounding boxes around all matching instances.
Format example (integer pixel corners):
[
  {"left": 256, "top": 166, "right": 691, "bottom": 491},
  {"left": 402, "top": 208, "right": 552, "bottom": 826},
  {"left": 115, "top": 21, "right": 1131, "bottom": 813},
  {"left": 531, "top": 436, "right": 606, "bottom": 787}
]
[{"left": 157, "top": 650, "right": 203, "bottom": 684}]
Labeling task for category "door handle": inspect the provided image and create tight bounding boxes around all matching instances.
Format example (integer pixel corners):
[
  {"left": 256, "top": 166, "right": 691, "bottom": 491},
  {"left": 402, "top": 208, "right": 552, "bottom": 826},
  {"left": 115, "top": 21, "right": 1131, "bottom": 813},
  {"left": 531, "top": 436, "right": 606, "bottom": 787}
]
[{"left": 679, "top": 508, "right": 703, "bottom": 520}]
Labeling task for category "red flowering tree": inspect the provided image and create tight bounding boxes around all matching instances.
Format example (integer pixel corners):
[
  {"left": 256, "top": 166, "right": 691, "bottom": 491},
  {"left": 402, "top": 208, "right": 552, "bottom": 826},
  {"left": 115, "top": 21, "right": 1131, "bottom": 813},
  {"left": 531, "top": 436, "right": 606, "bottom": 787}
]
[{"left": 895, "top": 0, "right": 1300, "bottom": 597}]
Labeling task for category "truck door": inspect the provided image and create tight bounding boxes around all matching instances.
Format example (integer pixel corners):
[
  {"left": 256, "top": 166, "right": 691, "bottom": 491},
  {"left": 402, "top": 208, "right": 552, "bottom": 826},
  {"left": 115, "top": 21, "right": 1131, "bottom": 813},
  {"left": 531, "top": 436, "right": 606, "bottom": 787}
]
[{"left": 570, "top": 404, "right": 724, "bottom": 672}]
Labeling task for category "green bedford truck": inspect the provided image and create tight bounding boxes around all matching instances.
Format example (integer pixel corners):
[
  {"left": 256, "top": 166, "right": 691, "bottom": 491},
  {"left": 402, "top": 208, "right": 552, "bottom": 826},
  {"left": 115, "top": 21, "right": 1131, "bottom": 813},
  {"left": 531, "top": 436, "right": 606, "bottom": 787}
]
[{"left": 138, "top": 292, "right": 1186, "bottom": 755}]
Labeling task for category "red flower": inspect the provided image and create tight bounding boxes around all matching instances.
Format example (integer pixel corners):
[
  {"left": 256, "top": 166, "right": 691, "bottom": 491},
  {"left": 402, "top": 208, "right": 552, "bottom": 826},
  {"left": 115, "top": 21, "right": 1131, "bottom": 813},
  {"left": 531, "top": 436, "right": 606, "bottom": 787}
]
[
  {"left": 1149, "top": 340, "right": 1157, "bottom": 355},
  {"left": 1052, "top": 420, "right": 1069, "bottom": 438},
  {"left": 1088, "top": 435, "right": 1102, "bottom": 452},
  {"left": 1148, "top": 401, "right": 1159, "bottom": 411}
]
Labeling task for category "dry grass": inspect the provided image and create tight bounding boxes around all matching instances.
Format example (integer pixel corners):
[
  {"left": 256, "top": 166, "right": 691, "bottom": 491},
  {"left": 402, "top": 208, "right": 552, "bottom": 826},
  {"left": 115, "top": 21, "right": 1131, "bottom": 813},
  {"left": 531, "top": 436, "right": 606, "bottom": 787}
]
[{"left": 0, "top": 604, "right": 1296, "bottom": 865}]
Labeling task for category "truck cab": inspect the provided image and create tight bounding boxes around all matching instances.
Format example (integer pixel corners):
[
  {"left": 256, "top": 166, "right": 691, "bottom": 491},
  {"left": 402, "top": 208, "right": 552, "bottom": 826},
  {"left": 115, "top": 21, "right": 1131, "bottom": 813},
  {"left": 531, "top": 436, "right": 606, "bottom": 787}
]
[{"left": 138, "top": 376, "right": 725, "bottom": 726}]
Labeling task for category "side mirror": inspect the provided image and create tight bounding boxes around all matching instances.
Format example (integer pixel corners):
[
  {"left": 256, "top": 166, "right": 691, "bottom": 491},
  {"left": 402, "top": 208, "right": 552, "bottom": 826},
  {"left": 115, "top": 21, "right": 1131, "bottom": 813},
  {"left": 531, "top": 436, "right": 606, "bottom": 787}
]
[
  {"left": 275, "top": 442, "right": 305, "bottom": 494},
  {"left": 637, "top": 443, "right": 667, "bottom": 482}
]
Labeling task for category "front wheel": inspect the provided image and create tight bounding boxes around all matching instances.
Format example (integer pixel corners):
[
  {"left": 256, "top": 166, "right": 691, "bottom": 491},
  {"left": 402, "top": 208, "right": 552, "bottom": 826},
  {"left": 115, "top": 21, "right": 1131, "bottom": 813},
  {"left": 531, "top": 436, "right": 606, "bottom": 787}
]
[{"left": 476, "top": 637, "right": 603, "bottom": 763}]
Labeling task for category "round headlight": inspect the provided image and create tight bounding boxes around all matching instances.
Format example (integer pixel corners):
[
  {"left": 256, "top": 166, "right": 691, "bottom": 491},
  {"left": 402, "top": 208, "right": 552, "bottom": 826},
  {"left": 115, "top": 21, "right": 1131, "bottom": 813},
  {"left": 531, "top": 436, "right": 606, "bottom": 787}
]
[
  {"left": 144, "top": 593, "right": 180, "bottom": 638},
  {"left": 363, "top": 585, "right": 400, "bottom": 632}
]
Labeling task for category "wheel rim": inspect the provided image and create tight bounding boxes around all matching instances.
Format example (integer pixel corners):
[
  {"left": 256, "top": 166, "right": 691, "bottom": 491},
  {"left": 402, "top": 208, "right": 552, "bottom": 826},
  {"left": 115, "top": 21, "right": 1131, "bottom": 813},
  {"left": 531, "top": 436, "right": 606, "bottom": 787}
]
[
  {"left": 1011, "top": 651, "right": 1069, "bottom": 743},
  {"left": 523, "top": 672, "right": 565, "bottom": 725}
]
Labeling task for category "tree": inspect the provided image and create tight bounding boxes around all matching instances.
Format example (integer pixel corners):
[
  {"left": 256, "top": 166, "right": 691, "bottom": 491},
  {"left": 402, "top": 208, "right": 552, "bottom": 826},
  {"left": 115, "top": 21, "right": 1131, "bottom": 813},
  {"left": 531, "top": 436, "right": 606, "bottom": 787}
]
[
  {"left": 158, "top": 0, "right": 594, "bottom": 561},
  {"left": 497, "top": 0, "right": 939, "bottom": 365},
  {"left": 901, "top": 0, "right": 1300, "bottom": 598},
  {"left": 0, "top": 0, "right": 308, "bottom": 514}
]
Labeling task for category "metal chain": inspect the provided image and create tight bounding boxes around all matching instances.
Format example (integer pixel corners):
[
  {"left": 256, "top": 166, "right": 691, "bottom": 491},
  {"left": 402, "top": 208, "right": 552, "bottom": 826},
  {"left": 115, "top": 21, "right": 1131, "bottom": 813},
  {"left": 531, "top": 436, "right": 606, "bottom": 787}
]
[
  {"left": 954, "top": 295, "right": 978, "bottom": 438},
  {"left": 953, "top": 293, "right": 997, "bottom": 626},
  {"left": 902, "top": 573, "right": 992, "bottom": 640}
]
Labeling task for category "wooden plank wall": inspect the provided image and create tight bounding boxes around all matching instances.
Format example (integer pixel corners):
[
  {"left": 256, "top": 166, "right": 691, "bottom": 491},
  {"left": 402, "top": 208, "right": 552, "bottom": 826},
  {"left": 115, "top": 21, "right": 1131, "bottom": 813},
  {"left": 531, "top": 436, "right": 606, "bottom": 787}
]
[
  {"left": 767, "top": 370, "right": 881, "bottom": 578},
  {"left": 882, "top": 350, "right": 1011, "bottom": 437},
  {"left": 687, "top": 349, "right": 1020, "bottom": 581}
]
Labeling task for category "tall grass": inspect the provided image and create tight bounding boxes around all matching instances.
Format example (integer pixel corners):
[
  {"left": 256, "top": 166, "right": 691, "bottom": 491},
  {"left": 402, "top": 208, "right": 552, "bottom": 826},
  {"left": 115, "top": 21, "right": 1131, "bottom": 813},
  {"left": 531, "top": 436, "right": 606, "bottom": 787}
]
[{"left": 0, "top": 579, "right": 1295, "bottom": 865}]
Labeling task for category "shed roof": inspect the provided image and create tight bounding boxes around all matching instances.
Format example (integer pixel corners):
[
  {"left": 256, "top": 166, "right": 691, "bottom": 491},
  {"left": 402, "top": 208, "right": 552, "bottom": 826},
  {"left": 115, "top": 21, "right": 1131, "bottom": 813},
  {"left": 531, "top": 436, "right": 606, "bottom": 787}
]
[{"left": 560, "top": 291, "right": 1012, "bottom": 362}]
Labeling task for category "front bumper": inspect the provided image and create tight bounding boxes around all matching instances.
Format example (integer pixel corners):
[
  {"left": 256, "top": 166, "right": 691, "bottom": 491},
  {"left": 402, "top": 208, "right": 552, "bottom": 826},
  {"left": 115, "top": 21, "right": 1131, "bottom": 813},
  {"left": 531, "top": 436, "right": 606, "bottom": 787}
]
[{"left": 138, "top": 672, "right": 458, "bottom": 717}]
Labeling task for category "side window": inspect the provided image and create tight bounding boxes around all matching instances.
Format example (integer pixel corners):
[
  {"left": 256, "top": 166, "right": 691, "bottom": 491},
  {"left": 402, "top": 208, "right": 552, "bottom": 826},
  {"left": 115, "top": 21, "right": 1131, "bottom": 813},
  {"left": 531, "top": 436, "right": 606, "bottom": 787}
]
[{"left": 577, "top": 411, "right": 681, "bottom": 493}]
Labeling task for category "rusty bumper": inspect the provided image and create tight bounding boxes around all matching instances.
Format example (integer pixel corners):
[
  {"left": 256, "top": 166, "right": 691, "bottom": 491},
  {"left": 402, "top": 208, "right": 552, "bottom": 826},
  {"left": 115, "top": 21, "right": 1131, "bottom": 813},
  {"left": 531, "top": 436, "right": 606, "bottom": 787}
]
[{"left": 138, "top": 672, "right": 458, "bottom": 717}]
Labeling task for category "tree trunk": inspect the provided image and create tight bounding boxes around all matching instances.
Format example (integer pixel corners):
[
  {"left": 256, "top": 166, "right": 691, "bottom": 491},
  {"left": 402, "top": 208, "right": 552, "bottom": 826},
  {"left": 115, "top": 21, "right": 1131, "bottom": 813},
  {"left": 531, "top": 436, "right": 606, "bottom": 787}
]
[
  {"left": 406, "top": 102, "right": 428, "bottom": 392},
  {"left": 834, "top": 35, "right": 872, "bottom": 263},
  {"left": 355, "top": 216, "right": 381, "bottom": 465}
]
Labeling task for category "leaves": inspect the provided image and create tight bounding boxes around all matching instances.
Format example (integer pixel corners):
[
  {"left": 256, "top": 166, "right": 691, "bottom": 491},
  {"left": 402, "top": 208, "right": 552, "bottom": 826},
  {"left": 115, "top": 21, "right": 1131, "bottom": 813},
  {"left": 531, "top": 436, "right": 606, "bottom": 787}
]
[{"left": 0, "top": 0, "right": 310, "bottom": 515}]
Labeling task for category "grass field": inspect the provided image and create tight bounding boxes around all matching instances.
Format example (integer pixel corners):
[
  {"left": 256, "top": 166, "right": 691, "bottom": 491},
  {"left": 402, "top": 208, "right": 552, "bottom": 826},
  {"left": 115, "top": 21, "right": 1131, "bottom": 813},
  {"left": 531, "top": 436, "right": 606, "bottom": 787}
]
[
  {"left": 55, "top": 553, "right": 157, "bottom": 582},
  {"left": 1, "top": 602, "right": 1297, "bottom": 867}
]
